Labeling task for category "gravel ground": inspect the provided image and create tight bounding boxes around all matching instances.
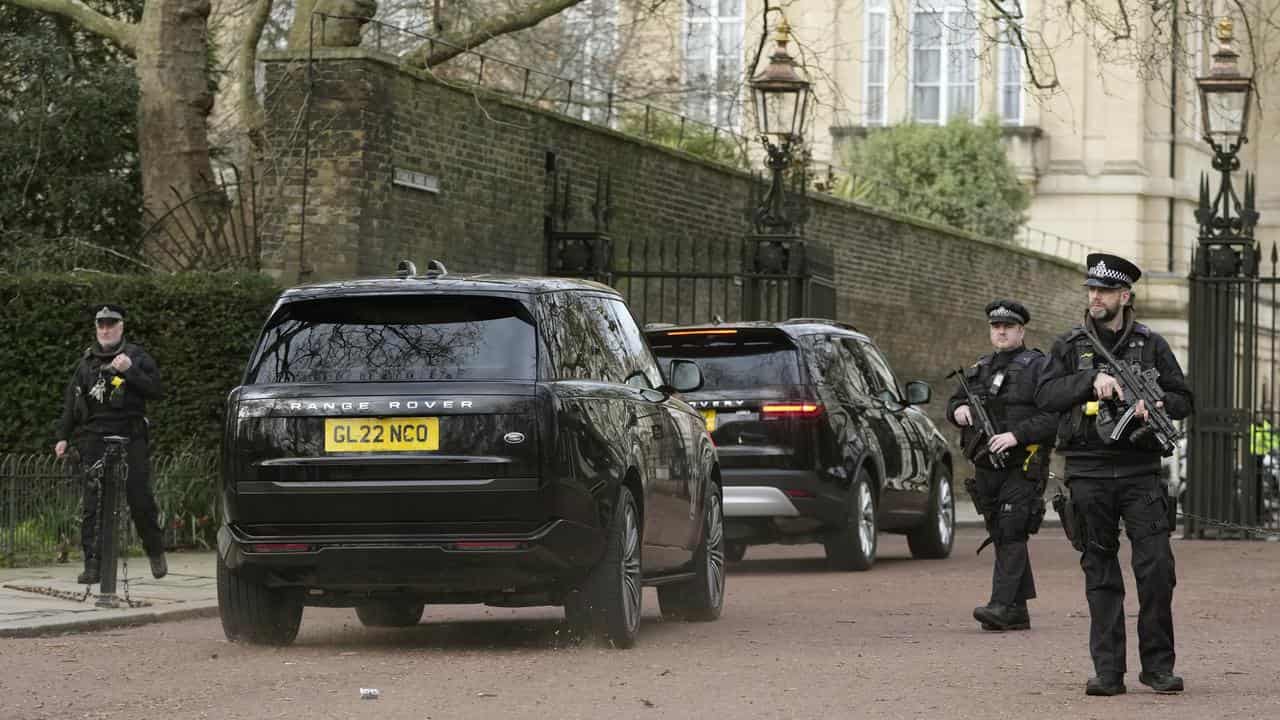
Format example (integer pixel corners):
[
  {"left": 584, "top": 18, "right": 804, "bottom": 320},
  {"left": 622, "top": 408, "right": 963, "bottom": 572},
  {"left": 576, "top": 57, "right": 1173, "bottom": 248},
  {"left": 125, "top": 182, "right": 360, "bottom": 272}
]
[{"left": 2, "top": 527, "right": 1278, "bottom": 720}]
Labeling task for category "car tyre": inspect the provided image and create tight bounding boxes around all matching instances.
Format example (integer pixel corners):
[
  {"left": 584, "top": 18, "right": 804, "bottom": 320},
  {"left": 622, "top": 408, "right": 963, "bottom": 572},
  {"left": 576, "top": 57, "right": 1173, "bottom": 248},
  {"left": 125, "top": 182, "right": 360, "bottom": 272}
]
[
  {"left": 217, "top": 559, "right": 303, "bottom": 646},
  {"left": 824, "top": 466, "right": 877, "bottom": 571},
  {"left": 355, "top": 600, "right": 425, "bottom": 628},
  {"left": 658, "top": 481, "right": 725, "bottom": 621},
  {"left": 907, "top": 464, "right": 955, "bottom": 559},
  {"left": 565, "top": 485, "right": 642, "bottom": 648}
]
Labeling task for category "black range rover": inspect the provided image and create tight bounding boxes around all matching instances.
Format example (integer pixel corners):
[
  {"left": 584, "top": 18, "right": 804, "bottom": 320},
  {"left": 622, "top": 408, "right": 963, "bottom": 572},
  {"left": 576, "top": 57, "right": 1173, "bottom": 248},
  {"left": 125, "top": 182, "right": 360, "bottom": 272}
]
[
  {"left": 646, "top": 319, "right": 954, "bottom": 570},
  {"left": 218, "top": 263, "right": 723, "bottom": 647}
]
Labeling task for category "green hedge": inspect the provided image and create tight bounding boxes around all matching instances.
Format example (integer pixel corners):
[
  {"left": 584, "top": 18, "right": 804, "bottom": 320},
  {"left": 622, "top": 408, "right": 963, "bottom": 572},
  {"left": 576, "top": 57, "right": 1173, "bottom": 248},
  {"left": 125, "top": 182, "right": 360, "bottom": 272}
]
[{"left": 0, "top": 272, "right": 281, "bottom": 454}]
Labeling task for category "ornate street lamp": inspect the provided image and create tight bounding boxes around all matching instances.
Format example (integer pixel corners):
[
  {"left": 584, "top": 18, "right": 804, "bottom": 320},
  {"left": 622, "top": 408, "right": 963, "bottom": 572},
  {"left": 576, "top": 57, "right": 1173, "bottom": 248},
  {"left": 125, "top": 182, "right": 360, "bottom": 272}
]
[
  {"left": 748, "top": 17, "right": 812, "bottom": 236},
  {"left": 1197, "top": 17, "right": 1255, "bottom": 163},
  {"left": 1193, "top": 16, "right": 1259, "bottom": 277}
]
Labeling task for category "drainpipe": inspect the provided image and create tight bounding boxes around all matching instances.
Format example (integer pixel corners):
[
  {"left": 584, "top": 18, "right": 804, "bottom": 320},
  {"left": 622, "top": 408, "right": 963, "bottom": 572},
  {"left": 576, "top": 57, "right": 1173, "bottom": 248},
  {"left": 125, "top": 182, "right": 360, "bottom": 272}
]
[{"left": 1167, "top": 1, "right": 1179, "bottom": 272}]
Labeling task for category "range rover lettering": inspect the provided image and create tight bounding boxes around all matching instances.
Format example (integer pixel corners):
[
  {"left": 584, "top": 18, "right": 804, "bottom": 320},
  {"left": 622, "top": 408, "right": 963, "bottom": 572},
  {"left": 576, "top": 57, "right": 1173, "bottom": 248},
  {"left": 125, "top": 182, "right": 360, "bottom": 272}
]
[
  {"left": 217, "top": 262, "right": 723, "bottom": 647},
  {"left": 646, "top": 319, "right": 954, "bottom": 569}
]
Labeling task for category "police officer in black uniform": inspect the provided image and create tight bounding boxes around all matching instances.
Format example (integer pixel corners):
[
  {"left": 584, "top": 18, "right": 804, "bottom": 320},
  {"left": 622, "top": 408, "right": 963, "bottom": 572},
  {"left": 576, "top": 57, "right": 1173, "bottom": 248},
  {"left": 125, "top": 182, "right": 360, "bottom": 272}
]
[
  {"left": 947, "top": 300, "right": 1058, "bottom": 632},
  {"left": 1035, "top": 254, "right": 1191, "bottom": 696},
  {"left": 53, "top": 304, "right": 168, "bottom": 583}
]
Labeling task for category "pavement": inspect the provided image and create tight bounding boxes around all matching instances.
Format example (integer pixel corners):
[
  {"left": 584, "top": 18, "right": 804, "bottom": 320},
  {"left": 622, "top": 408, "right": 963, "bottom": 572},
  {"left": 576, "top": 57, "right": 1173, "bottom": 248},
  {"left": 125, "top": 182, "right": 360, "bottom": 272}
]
[
  {"left": 0, "top": 550, "right": 219, "bottom": 638},
  {"left": 0, "top": 500, "right": 1012, "bottom": 638}
]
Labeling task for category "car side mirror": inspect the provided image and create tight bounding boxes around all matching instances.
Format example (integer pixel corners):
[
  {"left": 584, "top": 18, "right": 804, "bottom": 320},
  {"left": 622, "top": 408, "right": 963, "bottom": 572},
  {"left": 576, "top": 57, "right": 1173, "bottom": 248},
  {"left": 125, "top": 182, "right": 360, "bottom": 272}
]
[
  {"left": 905, "top": 380, "right": 931, "bottom": 406},
  {"left": 665, "top": 359, "right": 704, "bottom": 394}
]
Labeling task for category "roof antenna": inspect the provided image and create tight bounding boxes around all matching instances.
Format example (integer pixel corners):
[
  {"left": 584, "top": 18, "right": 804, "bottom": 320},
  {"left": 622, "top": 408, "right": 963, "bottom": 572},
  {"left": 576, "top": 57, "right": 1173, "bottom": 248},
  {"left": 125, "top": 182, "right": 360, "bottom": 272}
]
[
  {"left": 425, "top": 259, "right": 448, "bottom": 277},
  {"left": 395, "top": 260, "right": 417, "bottom": 278}
]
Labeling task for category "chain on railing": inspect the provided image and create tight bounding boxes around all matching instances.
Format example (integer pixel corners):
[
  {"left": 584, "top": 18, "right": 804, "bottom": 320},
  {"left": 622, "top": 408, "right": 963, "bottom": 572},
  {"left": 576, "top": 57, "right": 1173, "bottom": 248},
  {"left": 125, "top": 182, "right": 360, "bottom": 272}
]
[{"left": 310, "top": 13, "right": 752, "bottom": 167}]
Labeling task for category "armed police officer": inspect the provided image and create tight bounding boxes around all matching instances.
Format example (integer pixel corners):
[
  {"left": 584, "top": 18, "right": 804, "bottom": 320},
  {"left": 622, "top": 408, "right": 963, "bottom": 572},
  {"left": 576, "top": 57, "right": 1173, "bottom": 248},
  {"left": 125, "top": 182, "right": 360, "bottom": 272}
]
[
  {"left": 947, "top": 300, "right": 1057, "bottom": 632},
  {"left": 53, "top": 304, "right": 168, "bottom": 584},
  {"left": 1036, "top": 254, "right": 1191, "bottom": 696}
]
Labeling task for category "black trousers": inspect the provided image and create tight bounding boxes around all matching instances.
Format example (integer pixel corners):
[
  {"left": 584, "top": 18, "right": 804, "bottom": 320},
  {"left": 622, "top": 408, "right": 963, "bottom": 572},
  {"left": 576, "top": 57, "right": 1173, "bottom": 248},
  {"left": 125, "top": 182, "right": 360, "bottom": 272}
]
[
  {"left": 1069, "top": 473, "right": 1176, "bottom": 676},
  {"left": 976, "top": 465, "right": 1039, "bottom": 606},
  {"left": 78, "top": 432, "right": 164, "bottom": 558}
]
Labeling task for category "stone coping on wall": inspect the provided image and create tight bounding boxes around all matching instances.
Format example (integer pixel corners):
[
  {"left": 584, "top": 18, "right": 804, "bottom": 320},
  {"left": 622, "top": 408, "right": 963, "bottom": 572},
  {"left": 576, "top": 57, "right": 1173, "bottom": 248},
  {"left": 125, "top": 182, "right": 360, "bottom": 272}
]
[{"left": 259, "top": 47, "right": 1076, "bottom": 273}]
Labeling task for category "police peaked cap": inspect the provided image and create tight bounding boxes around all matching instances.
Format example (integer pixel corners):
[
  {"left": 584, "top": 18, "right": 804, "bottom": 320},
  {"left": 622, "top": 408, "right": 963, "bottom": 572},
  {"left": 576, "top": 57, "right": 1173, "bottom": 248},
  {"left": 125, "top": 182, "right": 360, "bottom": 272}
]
[
  {"left": 985, "top": 299, "right": 1030, "bottom": 326},
  {"left": 93, "top": 303, "right": 126, "bottom": 322},
  {"left": 1084, "top": 253, "right": 1141, "bottom": 288}
]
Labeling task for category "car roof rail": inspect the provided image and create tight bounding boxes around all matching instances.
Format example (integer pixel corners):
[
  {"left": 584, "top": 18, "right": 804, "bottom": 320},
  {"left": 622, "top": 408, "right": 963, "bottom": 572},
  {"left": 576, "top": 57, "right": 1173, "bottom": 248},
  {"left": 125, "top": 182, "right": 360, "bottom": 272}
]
[
  {"left": 780, "top": 317, "right": 859, "bottom": 332},
  {"left": 644, "top": 322, "right": 677, "bottom": 331},
  {"left": 395, "top": 260, "right": 417, "bottom": 278}
]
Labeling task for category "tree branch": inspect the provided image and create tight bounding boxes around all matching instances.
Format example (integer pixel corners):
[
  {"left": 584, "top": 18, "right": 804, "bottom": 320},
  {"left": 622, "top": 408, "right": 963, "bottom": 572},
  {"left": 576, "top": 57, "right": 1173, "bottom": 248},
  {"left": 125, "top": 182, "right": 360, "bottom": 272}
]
[
  {"left": 405, "top": 0, "right": 588, "bottom": 68},
  {"left": 1, "top": 0, "right": 138, "bottom": 55},
  {"left": 240, "top": 0, "right": 275, "bottom": 151}
]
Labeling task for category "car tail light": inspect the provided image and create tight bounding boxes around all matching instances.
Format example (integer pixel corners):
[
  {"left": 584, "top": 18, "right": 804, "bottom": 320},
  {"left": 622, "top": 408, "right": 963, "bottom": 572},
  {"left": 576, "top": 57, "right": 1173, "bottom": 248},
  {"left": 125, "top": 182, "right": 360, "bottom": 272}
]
[
  {"left": 664, "top": 329, "right": 739, "bottom": 336},
  {"left": 250, "top": 543, "right": 312, "bottom": 553},
  {"left": 761, "top": 402, "right": 823, "bottom": 417},
  {"left": 453, "top": 541, "right": 524, "bottom": 551},
  {"left": 784, "top": 489, "right": 815, "bottom": 499}
]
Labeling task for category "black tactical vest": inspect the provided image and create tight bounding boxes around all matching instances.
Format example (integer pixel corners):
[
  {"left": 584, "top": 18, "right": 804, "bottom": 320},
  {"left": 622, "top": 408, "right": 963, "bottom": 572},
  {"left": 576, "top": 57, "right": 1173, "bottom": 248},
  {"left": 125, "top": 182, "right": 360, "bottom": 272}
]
[
  {"left": 961, "top": 348, "right": 1043, "bottom": 465},
  {"left": 1056, "top": 323, "right": 1157, "bottom": 451}
]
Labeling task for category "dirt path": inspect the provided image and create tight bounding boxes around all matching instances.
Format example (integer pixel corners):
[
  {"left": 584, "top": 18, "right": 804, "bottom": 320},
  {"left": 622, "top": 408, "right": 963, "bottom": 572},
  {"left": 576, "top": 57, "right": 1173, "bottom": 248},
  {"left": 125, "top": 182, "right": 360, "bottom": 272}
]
[{"left": 3, "top": 528, "right": 1278, "bottom": 720}]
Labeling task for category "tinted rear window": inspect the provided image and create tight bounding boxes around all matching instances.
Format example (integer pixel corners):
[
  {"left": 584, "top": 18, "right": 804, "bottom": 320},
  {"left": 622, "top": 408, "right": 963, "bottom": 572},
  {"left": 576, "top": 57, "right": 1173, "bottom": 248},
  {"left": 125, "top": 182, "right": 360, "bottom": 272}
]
[
  {"left": 247, "top": 295, "right": 536, "bottom": 384},
  {"left": 647, "top": 329, "right": 801, "bottom": 390}
]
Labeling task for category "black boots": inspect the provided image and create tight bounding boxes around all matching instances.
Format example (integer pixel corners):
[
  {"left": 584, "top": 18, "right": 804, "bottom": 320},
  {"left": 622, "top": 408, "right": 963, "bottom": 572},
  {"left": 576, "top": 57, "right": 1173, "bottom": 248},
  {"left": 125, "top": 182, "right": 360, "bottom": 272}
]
[
  {"left": 1139, "top": 671, "right": 1184, "bottom": 693},
  {"left": 1086, "top": 674, "right": 1127, "bottom": 696},
  {"left": 77, "top": 556, "right": 100, "bottom": 585},
  {"left": 973, "top": 603, "right": 1030, "bottom": 631},
  {"left": 149, "top": 553, "right": 168, "bottom": 579}
]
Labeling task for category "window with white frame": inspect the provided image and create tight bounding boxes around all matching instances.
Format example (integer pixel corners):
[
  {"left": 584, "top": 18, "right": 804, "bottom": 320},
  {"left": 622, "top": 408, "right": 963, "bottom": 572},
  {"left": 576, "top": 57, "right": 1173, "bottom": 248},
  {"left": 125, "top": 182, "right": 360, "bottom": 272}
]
[
  {"left": 998, "top": 24, "right": 1023, "bottom": 124},
  {"left": 910, "top": 1, "right": 977, "bottom": 123},
  {"left": 864, "top": 0, "right": 889, "bottom": 125},
  {"left": 684, "top": 0, "right": 745, "bottom": 127},
  {"left": 562, "top": 0, "right": 618, "bottom": 124}
]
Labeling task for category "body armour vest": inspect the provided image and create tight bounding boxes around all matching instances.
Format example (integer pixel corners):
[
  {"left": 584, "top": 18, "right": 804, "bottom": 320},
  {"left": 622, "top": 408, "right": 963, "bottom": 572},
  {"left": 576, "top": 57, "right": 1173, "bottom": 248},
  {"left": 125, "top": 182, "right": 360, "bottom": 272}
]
[{"left": 1056, "top": 323, "right": 1158, "bottom": 452}]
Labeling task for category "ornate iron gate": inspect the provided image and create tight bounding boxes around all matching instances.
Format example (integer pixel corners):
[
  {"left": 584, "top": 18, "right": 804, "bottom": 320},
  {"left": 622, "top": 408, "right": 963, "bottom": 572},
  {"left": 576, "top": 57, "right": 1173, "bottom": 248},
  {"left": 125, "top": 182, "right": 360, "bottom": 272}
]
[
  {"left": 543, "top": 164, "right": 835, "bottom": 325},
  {"left": 1186, "top": 171, "right": 1280, "bottom": 536}
]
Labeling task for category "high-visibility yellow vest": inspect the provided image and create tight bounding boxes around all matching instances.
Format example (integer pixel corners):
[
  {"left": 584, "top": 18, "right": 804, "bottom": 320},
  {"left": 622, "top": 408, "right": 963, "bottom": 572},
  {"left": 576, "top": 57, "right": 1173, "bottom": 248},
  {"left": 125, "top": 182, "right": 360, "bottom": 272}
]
[{"left": 1251, "top": 421, "right": 1275, "bottom": 456}]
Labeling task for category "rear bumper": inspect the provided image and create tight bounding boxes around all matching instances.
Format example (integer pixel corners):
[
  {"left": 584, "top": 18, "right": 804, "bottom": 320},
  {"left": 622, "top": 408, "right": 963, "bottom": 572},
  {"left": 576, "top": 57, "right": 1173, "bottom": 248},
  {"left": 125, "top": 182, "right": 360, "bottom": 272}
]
[
  {"left": 721, "top": 468, "right": 847, "bottom": 541},
  {"left": 217, "top": 519, "right": 604, "bottom": 596},
  {"left": 724, "top": 487, "right": 800, "bottom": 517}
]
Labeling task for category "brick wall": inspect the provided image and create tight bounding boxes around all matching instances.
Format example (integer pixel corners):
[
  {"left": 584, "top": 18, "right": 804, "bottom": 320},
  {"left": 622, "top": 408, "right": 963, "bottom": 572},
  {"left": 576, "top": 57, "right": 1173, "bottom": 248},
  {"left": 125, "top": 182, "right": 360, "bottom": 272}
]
[{"left": 258, "top": 48, "right": 1090, "bottom": 440}]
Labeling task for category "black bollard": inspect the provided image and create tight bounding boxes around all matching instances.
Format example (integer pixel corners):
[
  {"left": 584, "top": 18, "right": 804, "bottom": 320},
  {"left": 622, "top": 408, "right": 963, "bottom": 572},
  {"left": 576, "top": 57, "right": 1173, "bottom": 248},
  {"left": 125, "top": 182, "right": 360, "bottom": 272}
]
[{"left": 95, "top": 435, "right": 129, "bottom": 609}]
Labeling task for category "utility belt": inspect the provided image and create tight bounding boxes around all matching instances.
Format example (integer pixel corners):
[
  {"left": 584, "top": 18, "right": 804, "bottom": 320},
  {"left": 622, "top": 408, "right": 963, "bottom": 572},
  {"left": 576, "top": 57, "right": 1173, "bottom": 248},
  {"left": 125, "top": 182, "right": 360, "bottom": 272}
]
[{"left": 963, "top": 444, "right": 1051, "bottom": 553}]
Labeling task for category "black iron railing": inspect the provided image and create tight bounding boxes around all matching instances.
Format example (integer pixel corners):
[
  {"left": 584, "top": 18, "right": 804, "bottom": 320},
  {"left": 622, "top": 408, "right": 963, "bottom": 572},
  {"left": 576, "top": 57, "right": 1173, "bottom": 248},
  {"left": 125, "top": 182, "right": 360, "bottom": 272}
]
[{"left": 0, "top": 450, "right": 218, "bottom": 567}]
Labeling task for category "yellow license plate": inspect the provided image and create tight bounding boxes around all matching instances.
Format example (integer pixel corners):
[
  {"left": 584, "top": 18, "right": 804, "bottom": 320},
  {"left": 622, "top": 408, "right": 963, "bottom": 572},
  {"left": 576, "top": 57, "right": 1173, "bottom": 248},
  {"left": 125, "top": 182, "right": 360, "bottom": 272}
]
[
  {"left": 324, "top": 417, "right": 440, "bottom": 452},
  {"left": 700, "top": 410, "right": 717, "bottom": 432}
]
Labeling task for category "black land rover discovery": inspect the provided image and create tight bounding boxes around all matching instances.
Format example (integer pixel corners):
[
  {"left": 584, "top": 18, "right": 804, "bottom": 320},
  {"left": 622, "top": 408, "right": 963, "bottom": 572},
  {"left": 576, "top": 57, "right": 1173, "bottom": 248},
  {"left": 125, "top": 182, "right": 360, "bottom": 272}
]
[
  {"left": 217, "top": 262, "right": 723, "bottom": 647},
  {"left": 646, "top": 319, "right": 955, "bottom": 569}
]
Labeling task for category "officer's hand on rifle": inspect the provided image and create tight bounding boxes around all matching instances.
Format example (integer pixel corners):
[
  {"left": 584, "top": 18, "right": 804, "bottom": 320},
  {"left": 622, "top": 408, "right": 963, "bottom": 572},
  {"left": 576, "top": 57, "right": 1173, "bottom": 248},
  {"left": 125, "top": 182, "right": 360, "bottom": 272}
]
[
  {"left": 989, "top": 432, "right": 1019, "bottom": 454},
  {"left": 954, "top": 405, "right": 973, "bottom": 426},
  {"left": 54, "top": 440, "right": 67, "bottom": 458},
  {"left": 1094, "top": 372, "right": 1123, "bottom": 401},
  {"left": 1134, "top": 398, "right": 1164, "bottom": 422}
]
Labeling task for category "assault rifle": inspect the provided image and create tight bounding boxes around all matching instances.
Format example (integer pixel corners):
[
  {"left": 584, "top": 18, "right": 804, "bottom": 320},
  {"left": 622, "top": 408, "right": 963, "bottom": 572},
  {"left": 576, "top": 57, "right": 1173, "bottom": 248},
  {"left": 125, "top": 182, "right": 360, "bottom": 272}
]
[
  {"left": 1086, "top": 327, "right": 1182, "bottom": 457},
  {"left": 948, "top": 368, "right": 1009, "bottom": 469}
]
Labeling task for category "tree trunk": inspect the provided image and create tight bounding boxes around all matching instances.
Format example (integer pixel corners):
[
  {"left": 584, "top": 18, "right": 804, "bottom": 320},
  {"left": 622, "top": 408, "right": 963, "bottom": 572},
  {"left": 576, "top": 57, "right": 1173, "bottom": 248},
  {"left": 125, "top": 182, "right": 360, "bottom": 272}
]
[{"left": 135, "top": 0, "right": 221, "bottom": 269}]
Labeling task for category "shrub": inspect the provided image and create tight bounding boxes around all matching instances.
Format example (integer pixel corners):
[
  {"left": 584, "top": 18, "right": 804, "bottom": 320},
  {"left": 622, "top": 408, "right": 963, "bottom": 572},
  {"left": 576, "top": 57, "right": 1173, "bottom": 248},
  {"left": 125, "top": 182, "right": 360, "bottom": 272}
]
[{"left": 0, "top": 271, "right": 280, "bottom": 454}]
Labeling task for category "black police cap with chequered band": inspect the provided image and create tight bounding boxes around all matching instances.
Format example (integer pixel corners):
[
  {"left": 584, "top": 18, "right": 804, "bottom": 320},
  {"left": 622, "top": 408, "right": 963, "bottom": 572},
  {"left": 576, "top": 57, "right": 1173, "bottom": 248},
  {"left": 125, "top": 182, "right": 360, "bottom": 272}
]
[
  {"left": 985, "top": 299, "right": 1030, "bottom": 326},
  {"left": 1084, "top": 253, "right": 1141, "bottom": 288}
]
